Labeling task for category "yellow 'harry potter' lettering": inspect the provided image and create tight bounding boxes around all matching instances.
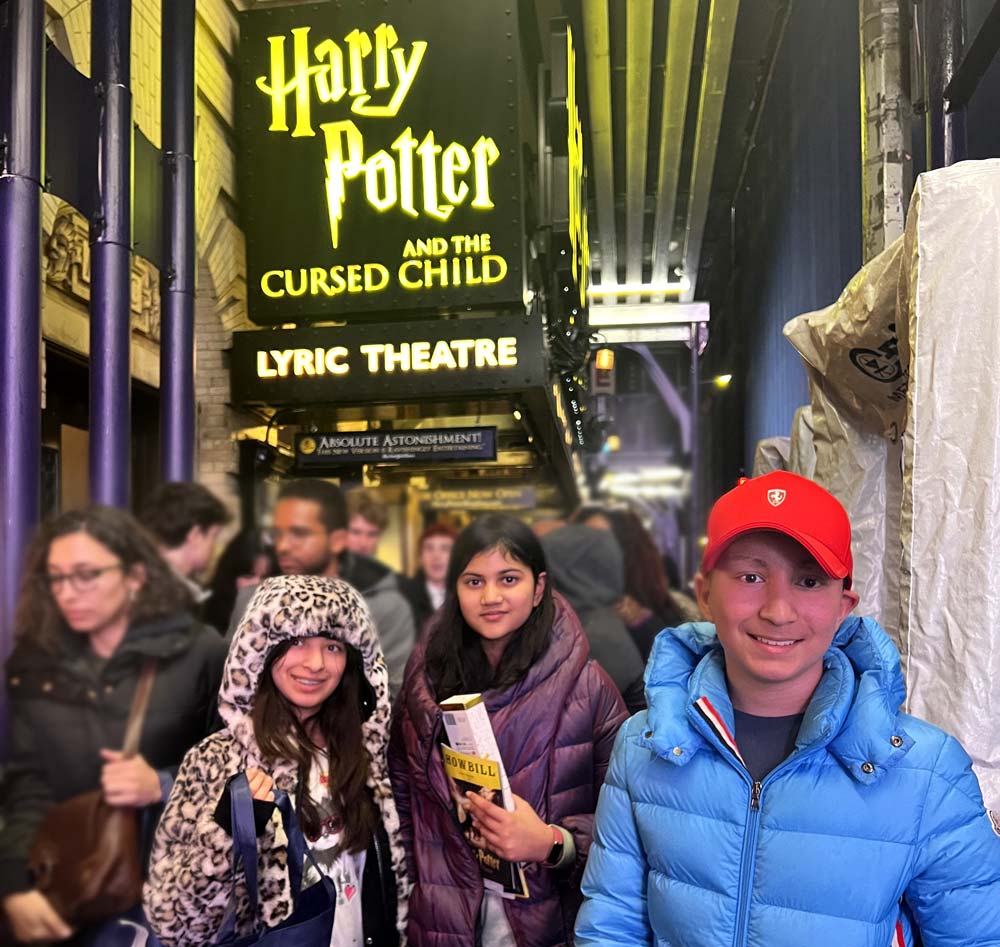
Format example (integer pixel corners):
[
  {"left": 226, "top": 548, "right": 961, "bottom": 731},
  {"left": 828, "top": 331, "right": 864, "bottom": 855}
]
[{"left": 256, "top": 24, "right": 427, "bottom": 136}]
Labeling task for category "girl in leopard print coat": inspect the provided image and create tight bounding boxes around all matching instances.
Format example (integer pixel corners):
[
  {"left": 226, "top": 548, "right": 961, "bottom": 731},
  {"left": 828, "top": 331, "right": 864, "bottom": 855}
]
[{"left": 143, "top": 575, "right": 409, "bottom": 946}]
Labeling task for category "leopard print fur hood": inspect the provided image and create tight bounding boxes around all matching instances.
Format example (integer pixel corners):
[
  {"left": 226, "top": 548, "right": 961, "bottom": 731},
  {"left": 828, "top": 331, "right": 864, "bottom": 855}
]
[{"left": 144, "top": 575, "right": 409, "bottom": 945}]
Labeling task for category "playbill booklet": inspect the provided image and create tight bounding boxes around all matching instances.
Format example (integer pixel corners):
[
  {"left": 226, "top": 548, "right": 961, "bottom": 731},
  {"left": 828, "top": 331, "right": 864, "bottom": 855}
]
[{"left": 440, "top": 693, "right": 528, "bottom": 899}]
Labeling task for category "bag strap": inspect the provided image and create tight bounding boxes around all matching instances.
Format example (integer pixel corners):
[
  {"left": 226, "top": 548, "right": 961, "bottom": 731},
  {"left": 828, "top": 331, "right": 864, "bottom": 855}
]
[
  {"left": 215, "top": 774, "right": 330, "bottom": 942},
  {"left": 214, "top": 773, "right": 261, "bottom": 942},
  {"left": 121, "top": 660, "right": 157, "bottom": 758}
]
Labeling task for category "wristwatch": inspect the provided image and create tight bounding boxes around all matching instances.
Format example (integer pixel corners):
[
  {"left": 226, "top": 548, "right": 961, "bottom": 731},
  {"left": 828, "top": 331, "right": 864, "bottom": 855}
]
[{"left": 543, "top": 824, "right": 564, "bottom": 867}]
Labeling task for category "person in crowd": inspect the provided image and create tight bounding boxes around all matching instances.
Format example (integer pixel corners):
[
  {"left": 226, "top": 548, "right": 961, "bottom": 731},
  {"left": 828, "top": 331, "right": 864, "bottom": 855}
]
[
  {"left": 399, "top": 523, "right": 457, "bottom": 633},
  {"left": 577, "top": 506, "right": 697, "bottom": 658},
  {"left": 346, "top": 488, "right": 390, "bottom": 560},
  {"left": 575, "top": 472, "right": 1000, "bottom": 945},
  {"left": 540, "top": 523, "right": 647, "bottom": 714},
  {"left": 227, "top": 480, "right": 415, "bottom": 696},
  {"left": 144, "top": 575, "right": 407, "bottom": 947},
  {"left": 390, "top": 514, "right": 628, "bottom": 947},
  {"left": 202, "top": 528, "right": 276, "bottom": 634},
  {"left": 0, "top": 505, "right": 227, "bottom": 945},
  {"left": 139, "top": 481, "right": 231, "bottom": 604}
]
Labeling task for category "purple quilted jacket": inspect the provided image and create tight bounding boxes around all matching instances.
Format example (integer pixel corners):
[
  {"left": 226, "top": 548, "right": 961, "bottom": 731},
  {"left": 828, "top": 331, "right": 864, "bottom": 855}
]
[{"left": 389, "top": 594, "right": 628, "bottom": 947}]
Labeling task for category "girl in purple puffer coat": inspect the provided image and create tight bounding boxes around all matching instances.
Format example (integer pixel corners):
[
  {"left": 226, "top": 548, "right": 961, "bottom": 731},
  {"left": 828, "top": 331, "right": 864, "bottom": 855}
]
[{"left": 389, "top": 514, "right": 627, "bottom": 947}]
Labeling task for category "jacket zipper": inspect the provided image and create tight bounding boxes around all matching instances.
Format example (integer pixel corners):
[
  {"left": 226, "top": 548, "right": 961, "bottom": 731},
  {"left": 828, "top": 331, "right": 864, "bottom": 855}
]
[{"left": 732, "top": 780, "right": 762, "bottom": 947}]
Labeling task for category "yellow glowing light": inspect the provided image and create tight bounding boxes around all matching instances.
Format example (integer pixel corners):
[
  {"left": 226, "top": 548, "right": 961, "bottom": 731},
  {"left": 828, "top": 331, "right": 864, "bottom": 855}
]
[
  {"left": 714, "top": 373, "right": 733, "bottom": 390},
  {"left": 565, "top": 25, "right": 590, "bottom": 311},
  {"left": 594, "top": 348, "right": 615, "bottom": 372},
  {"left": 605, "top": 434, "right": 621, "bottom": 452},
  {"left": 513, "top": 409, "right": 522, "bottom": 421}
]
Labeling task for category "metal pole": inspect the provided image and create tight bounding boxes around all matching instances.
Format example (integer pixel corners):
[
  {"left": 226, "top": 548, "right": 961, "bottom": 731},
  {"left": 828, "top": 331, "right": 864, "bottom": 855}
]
[
  {"left": 0, "top": 0, "right": 43, "bottom": 662},
  {"left": 90, "top": 0, "right": 133, "bottom": 507},
  {"left": 688, "top": 323, "right": 702, "bottom": 582},
  {"left": 860, "top": 0, "right": 912, "bottom": 262},
  {"left": 926, "top": 0, "right": 967, "bottom": 168},
  {"left": 161, "top": 0, "right": 196, "bottom": 482}
]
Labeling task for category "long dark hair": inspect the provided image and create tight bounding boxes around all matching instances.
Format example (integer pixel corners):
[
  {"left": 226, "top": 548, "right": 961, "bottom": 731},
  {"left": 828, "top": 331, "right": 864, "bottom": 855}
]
[
  {"left": 204, "top": 529, "right": 277, "bottom": 633},
  {"left": 15, "top": 505, "right": 192, "bottom": 652},
  {"left": 425, "top": 514, "right": 554, "bottom": 700},
  {"left": 606, "top": 509, "right": 684, "bottom": 626},
  {"left": 251, "top": 640, "right": 377, "bottom": 853}
]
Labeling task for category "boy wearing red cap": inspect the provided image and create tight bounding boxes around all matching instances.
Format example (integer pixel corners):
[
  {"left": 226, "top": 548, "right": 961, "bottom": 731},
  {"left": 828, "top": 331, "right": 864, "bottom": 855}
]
[{"left": 576, "top": 471, "right": 1000, "bottom": 946}]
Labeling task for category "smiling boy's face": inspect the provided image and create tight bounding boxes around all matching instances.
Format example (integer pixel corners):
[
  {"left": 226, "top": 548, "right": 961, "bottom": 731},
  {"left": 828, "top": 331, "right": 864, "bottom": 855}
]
[{"left": 695, "top": 530, "right": 859, "bottom": 715}]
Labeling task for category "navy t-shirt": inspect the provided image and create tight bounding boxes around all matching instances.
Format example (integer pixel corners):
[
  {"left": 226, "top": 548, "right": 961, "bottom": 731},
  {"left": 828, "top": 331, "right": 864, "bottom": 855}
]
[{"left": 733, "top": 710, "right": 804, "bottom": 782}]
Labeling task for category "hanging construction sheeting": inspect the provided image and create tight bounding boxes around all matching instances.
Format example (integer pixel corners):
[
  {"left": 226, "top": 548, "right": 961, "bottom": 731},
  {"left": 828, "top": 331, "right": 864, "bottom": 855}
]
[{"left": 899, "top": 159, "right": 1000, "bottom": 813}]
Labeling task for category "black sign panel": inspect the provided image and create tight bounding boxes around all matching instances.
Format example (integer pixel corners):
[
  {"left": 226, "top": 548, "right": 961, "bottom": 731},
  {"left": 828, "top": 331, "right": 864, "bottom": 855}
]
[
  {"left": 231, "top": 314, "right": 547, "bottom": 406},
  {"left": 238, "top": 2, "right": 525, "bottom": 325},
  {"left": 295, "top": 427, "right": 496, "bottom": 466}
]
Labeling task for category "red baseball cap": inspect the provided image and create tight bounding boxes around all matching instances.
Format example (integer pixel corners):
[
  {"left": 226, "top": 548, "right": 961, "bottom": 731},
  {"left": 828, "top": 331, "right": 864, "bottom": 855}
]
[{"left": 701, "top": 471, "right": 853, "bottom": 586}]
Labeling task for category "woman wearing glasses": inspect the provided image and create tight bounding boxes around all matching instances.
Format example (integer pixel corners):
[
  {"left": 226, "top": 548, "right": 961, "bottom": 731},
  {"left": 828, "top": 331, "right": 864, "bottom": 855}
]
[{"left": 0, "top": 505, "right": 227, "bottom": 945}]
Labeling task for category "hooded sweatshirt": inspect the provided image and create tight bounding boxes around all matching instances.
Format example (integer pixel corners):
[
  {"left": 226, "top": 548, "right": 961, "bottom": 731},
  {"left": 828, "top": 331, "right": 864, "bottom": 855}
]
[
  {"left": 541, "top": 526, "right": 646, "bottom": 713},
  {"left": 226, "top": 552, "right": 415, "bottom": 697},
  {"left": 144, "top": 575, "right": 409, "bottom": 946}
]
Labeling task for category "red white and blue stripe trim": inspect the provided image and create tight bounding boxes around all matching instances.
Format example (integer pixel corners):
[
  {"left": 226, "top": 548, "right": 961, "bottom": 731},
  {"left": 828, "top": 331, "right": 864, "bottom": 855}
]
[{"left": 693, "top": 696, "right": 745, "bottom": 767}]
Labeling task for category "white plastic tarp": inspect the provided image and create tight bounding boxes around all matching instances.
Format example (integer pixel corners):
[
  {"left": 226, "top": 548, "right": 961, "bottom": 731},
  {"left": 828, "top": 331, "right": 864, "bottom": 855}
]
[
  {"left": 752, "top": 436, "right": 791, "bottom": 476},
  {"left": 783, "top": 240, "right": 906, "bottom": 641},
  {"left": 899, "top": 159, "right": 1000, "bottom": 811}
]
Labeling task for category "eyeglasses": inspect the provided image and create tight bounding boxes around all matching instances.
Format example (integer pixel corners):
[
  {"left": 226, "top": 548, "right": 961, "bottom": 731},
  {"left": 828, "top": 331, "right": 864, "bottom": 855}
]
[{"left": 44, "top": 563, "right": 124, "bottom": 593}]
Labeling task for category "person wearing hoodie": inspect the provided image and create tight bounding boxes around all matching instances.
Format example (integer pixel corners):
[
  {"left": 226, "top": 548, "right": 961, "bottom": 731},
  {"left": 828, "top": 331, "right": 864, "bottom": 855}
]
[
  {"left": 144, "top": 574, "right": 408, "bottom": 947},
  {"left": 0, "top": 506, "right": 227, "bottom": 945},
  {"left": 226, "top": 479, "right": 415, "bottom": 696},
  {"left": 540, "top": 524, "right": 646, "bottom": 714},
  {"left": 576, "top": 472, "right": 1000, "bottom": 946}
]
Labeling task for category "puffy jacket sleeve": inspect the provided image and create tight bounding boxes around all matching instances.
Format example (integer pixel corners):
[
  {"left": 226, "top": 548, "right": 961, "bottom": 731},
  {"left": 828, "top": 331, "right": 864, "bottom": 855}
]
[
  {"left": 574, "top": 716, "right": 652, "bottom": 947},
  {"left": 905, "top": 734, "right": 1000, "bottom": 945},
  {"left": 143, "top": 736, "right": 243, "bottom": 947},
  {"left": 560, "top": 661, "right": 628, "bottom": 880}
]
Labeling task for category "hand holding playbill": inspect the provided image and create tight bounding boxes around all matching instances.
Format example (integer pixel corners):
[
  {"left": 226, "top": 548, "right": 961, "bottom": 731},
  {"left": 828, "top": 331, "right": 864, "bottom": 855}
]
[{"left": 464, "top": 791, "right": 552, "bottom": 863}]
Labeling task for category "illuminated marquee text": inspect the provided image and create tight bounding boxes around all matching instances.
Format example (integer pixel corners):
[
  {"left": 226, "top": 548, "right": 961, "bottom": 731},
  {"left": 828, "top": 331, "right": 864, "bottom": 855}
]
[
  {"left": 566, "top": 26, "right": 590, "bottom": 311},
  {"left": 256, "top": 337, "right": 518, "bottom": 378},
  {"left": 256, "top": 24, "right": 502, "bottom": 250}
]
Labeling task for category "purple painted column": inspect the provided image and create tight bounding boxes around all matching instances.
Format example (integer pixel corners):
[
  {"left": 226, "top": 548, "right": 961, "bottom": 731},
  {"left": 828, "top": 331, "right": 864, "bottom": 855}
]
[
  {"left": 160, "top": 0, "right": 197, "bottom": 482},
  {"left": 89, "top": 0, "right": 133, "bottom": 507},
  {"left": 0, "top": 0, "right": 43, "bottom": 644},
  {"left": 0, "top": 0, "right": 43, "bottom": 755}
]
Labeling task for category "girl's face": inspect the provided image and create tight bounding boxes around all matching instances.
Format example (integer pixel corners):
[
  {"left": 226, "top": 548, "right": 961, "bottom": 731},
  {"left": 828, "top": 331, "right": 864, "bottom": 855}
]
[
  {"left": 46, "top": 531, "right": 145, "bottom": 637},
  {"left": 420, "top": 535, "right": 454, "bottom": 585},
  {"left": 456, "top": 547, "right": 545, "bottom": 654},
  {"left": 270, "top": 636, "right": 347, "bottom": 720}
]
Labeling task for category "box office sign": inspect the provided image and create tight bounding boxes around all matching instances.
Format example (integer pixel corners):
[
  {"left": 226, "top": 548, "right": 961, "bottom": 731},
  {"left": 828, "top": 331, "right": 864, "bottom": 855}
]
[
  {"left": 427, "top": 486, "right": 536, "bottom": 512},
  {"left": 231, "top": 315, "right": 547, "bottom": 406},
  {"left": 296, "top": 427, "right": 496, "bottom": 467},
  {"left": 238, "top": 2, "right": 525, "bottom": 325}
]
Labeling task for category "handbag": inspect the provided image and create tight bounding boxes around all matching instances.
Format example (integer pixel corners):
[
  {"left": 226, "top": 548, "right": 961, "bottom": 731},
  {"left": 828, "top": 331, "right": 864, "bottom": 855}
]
[
  {"left": 28, "top": 660, "right": 158, "bottom": 928},
  {"left": 212, "top": 773, "right": 336, "bottom": 946}
]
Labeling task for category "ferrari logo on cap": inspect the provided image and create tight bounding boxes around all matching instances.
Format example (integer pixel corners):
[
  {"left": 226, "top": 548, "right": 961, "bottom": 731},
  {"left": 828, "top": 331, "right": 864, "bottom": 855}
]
[{"left": 767, "top": 489, "right": 786, "bottom": 507}]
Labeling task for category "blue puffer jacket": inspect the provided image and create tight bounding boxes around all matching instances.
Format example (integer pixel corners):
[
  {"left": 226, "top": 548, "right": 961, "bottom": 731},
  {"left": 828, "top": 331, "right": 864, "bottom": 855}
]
[{"left": 575, "top": 617, "right": 1000, "bottom": 946}]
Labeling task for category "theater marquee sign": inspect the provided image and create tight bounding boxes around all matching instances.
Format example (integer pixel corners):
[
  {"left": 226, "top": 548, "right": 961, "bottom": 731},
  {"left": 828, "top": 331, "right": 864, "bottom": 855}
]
[
  {"left": 238, "top": 2, "right": 525, "bottom": 324},
  {"left": 230, "top": 315, "right": 547, "bottom": 406}
]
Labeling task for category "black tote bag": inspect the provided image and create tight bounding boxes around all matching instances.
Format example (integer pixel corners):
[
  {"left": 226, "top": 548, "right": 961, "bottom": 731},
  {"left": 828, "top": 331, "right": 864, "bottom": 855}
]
[{"left": 212, "top": 774, "right": 336, "bottom": 946}]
